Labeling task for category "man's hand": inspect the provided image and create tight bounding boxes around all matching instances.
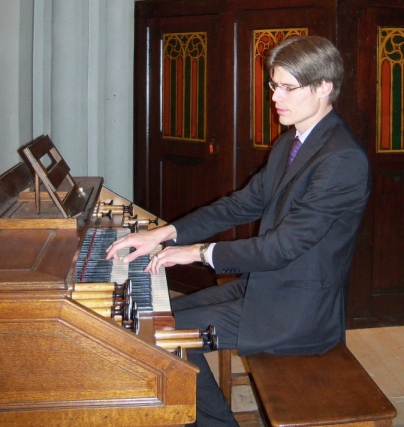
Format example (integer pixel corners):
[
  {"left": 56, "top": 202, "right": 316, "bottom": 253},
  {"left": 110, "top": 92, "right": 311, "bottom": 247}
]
[
  {"left": 146, "top": 244, "right": 201, "bottom": 275},
  {"left": 105, "top": 224, "right": 177, "bottom": 263}
]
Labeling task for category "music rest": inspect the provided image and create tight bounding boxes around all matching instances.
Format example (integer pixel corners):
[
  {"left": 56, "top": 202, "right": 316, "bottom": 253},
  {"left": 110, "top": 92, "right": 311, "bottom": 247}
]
[
  {"left": 0, "top": 163, "right": 103, "bottom": 229},
  {"left": 22, "top": 135, "right": 95, "bottom": 219}
]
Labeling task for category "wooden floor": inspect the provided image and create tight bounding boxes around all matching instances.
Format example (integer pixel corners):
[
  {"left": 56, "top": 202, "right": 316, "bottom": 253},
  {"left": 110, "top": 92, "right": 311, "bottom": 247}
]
[
  {"left": 205, "top": 326, "right": 404, "bottom": 427},
  {"left": 346, "top": 326, "right": 404, "bottom": 427}
]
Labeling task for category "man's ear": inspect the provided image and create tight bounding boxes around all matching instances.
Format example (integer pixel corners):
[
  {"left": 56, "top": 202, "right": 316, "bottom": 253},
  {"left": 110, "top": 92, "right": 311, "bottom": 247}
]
[{"left": 317, "top": 80, "right": 333, "bottom": 98}]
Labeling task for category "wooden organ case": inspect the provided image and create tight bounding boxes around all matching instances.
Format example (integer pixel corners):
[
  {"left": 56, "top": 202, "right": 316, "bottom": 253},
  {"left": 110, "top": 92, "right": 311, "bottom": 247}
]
[{"left": 0, "top": 136, "right": 198, "bottom": 427}]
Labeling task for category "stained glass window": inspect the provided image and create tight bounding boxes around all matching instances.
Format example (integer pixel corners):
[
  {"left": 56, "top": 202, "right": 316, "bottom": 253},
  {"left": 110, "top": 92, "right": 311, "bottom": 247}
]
[
  {"left": 377, "top": 27, "right": 404, "bottom": 152},
  {"left": 163, "top": 32, "right": 207, "bottom": 142}
]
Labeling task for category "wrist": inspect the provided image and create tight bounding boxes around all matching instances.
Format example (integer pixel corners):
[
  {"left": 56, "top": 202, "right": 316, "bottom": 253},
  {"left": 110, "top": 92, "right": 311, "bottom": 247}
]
[
  {"left": 164, "top": 224, "right": 178, "bottom": 240},
  {"left": 155, "top": 224, "right": 177, "bottom": 242},
  {"left": 200, "top": 243, "right": 210, "bottom": 265}
]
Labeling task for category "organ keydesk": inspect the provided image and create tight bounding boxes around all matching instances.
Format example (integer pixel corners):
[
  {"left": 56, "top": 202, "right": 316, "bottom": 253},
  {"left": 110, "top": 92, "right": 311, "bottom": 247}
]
[{"left": 0, "top": 138, "right": 200, "bottom": 427}]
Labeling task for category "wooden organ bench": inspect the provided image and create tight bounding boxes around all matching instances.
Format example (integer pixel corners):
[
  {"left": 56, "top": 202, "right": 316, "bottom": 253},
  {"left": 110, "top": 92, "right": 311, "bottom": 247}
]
[{"left": 219, "top": 342, "right": 397, "bottom": 427}]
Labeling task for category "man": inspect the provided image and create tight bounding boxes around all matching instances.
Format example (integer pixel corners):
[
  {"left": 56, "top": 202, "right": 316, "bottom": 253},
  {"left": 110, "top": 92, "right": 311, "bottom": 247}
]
[{"left": 106, "top": 36, "right": 371, "bottom": 426}]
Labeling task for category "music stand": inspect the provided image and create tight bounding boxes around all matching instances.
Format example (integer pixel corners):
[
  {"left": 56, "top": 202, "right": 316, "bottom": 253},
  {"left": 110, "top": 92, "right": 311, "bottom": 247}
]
[{"left": 22, "top": 135, "right": 93, "bottom": 218}]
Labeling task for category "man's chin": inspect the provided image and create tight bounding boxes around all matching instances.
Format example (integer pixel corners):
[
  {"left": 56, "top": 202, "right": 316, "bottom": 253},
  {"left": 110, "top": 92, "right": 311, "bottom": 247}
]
[{"left": 278, "top": 117, "right": 292, "bottom": 127}]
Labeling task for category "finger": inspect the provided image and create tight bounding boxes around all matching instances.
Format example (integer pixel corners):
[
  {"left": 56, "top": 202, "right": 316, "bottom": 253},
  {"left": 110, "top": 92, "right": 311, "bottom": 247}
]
[
  {"left": 120, "top": 249, "right": 146, "bottom": 264},
  {"left": 106, "top": 236, "right": 136, "bottom": 260},
  {"left": 105, "top": 243, "right": 127, "bottom": 260},
  {"left": 106, "top": 251, "right": 120, "bottom": 261},
  {"left": 151, "top": 252, "right": 159, "bottom": 275},
  {"left": 106, "top": 235, "right": 129, "bottom": 253},
  {"left": 105, "top": 249, "right": 119, "bottom": 260},
  {"left": 145, "top": 252, "right": 160, "bottom": 274}
]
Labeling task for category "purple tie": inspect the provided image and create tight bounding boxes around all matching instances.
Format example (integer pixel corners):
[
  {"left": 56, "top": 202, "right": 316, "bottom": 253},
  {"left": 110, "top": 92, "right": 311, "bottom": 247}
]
[{"left": 285, "top": 136, "right": 302, "bottom": 170}]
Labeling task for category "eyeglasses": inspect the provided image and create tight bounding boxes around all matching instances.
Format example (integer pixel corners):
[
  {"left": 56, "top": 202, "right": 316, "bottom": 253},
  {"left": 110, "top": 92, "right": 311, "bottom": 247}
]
[{"left": 268, "top": 82, "right": 303, "bottom": 93}]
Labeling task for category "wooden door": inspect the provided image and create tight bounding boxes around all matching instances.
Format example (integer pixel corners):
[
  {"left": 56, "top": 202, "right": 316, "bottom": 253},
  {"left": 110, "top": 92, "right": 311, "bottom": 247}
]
[
  {"left": 235, "top": 6, "right": 335, "bottom": 239},
  {"left": 142, "top": 12, "right": 235, "bottom": 231},
  {"left": 340, "top": 2, "right": 404, "bottom": 327},
  {"left": 134, "top": 3, "right": 236, "bottom": 293}
]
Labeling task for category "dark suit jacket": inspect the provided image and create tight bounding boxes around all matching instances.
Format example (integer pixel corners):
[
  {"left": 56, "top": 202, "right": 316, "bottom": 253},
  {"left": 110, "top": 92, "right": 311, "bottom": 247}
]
[{"left": 172, "top": 109, "right": 371, "bottom": 356}]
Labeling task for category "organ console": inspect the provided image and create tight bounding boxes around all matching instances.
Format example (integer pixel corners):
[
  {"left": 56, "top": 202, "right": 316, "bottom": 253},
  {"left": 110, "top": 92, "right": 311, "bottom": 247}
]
[{"left": 0, "top": 136, "right": 207, "bottom": 426}]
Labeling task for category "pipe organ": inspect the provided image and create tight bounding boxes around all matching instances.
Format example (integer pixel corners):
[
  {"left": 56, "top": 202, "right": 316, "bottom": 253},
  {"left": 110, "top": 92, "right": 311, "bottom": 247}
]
[{"left": 0, "top": 136, "right": 212, "bottom": 426}]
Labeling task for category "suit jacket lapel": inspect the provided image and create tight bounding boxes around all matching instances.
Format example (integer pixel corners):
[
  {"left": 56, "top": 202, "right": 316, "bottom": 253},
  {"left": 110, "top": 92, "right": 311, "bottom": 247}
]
[
  {"left": 272, "top": 137, "right": 294, "bottom": 193},
  {"left": 276, "top": 137, "right": 321, "bottom": 190},
  {"left": 272, "top": 109, "right": 340, "bottom": 198}
]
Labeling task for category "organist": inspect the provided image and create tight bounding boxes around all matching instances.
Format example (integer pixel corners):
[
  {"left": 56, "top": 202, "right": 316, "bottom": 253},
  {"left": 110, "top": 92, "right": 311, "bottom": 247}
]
[{"left": 106, "top": 36, "right": 371, "bottom": 426}]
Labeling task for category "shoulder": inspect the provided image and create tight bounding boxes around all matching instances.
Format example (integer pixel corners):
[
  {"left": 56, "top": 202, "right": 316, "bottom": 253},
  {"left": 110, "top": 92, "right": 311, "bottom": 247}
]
[{"left": 314, "top": 109, "right": 367, "bottom": 156}]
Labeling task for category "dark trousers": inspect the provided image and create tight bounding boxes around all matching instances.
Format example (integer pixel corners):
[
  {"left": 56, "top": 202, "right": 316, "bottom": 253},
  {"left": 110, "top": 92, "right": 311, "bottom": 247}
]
[{"left": 171, "top": 279, "right": 246, "bottom": 427}]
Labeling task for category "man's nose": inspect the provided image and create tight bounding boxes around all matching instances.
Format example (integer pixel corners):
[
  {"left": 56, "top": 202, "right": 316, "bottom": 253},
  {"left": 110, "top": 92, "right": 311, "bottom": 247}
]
[{"left": 272, "top": 88, "right": 283, "bottom": 102}]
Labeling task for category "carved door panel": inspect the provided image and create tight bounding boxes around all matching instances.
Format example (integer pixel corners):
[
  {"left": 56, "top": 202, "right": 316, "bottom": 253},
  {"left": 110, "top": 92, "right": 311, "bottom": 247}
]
[
  {"left": 146, "top": 14, "right": 235, "bottom": 232},
  {"left": 346, "top": 5, "right": 404, "bottom": 327}
]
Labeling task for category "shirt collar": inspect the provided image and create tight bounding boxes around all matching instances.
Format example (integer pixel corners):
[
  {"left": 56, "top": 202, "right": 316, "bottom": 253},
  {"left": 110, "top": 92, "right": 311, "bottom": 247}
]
[{"left": 295, "top": 123, "right": 317, "bottom": 143}]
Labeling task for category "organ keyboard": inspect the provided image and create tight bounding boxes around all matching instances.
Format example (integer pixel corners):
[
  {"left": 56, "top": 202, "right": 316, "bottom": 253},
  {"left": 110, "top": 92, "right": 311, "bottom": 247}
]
[
  {"left": 0, "top": 139, "right": 199, "bottom": 427},
  {"left": 77, "top": 227, "right": 171, "bottom": 314}
]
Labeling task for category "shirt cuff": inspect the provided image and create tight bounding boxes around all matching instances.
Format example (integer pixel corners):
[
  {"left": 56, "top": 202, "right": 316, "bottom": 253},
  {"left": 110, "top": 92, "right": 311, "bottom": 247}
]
[{"left": 206, "top": 243, "right": 216, "bottom": 269}]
